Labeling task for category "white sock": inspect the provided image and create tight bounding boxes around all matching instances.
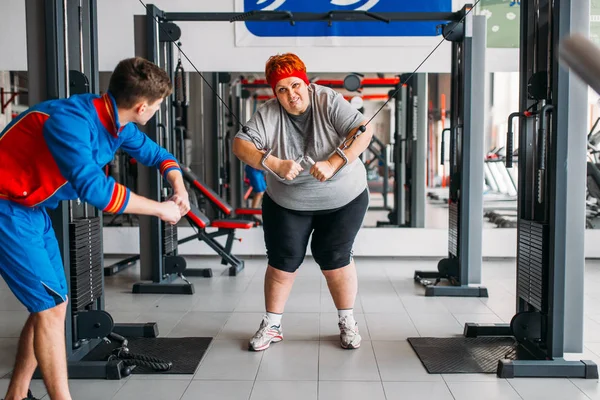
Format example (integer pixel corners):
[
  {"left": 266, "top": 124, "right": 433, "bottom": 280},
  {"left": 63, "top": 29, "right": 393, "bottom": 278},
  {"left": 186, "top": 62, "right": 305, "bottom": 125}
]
[
  {"left": 265, "top": 312, "right": 282, "bottom": 327},
  {"left": 338, "top": 309, "right": 354, "bottom": 321}
]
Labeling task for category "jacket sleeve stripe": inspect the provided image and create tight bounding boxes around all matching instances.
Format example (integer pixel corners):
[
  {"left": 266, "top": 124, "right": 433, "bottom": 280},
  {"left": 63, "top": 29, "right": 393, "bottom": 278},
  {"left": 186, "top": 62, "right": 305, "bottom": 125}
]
[
  {"left": 160, "top": 160, "right": 180, "bottom": 175},
  {"left": 104, "top": 183, "right": 127, "bottom": 214}
]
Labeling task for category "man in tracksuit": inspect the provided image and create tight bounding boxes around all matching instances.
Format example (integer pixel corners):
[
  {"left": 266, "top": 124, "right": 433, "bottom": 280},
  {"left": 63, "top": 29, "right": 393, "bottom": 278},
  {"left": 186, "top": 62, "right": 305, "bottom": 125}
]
[{"left": 0, "top": 57, "right": 190, "bottom": 400}]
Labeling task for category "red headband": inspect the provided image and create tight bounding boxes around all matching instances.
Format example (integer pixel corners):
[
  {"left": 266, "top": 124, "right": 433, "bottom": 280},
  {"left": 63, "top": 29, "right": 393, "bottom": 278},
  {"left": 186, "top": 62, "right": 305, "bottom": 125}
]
[{"left": 268, "top": 70, "right": 310, "bottom": 93}]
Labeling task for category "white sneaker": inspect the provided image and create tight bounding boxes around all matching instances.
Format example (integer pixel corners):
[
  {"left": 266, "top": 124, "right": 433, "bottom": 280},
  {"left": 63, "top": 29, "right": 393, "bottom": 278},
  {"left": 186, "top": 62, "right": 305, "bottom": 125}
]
[
  {"left": 249, "top": 316, "right": 283, "bottom": 351},
  {"left": 339, "top": 316, "right": 361, "bottom": 349}
]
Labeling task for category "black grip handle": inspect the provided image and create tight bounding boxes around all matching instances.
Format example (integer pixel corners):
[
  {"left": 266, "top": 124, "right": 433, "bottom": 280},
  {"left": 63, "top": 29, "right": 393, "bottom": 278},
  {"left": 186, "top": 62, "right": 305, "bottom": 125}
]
[
  {"left": 506, "top": 112, "right": 524, "bottom": 168},
  {"left": 440, "top": 128, "right": 451, "bottom": 166},
  {"left": 506, "top": 129, "right": 514, "bottom": 168},
  {"left": 441, "top": 132, "right": 445, "bottom": 166}
]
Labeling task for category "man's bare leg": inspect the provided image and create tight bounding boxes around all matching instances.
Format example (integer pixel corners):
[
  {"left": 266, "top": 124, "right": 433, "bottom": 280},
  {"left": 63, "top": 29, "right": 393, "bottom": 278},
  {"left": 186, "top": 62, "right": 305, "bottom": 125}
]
[
  {"left": 4, "top": 316, "right": 37, "bottom": 400},
  {"left": 25, "top": 302, "right": 71, "bottom": 400}
]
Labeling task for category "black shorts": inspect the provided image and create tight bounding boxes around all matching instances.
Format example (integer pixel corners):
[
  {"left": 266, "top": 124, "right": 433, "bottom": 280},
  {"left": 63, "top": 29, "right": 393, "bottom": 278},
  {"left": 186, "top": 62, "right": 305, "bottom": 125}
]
[{"left": 262, "top": 189, "right": 369, "bottom": 272}]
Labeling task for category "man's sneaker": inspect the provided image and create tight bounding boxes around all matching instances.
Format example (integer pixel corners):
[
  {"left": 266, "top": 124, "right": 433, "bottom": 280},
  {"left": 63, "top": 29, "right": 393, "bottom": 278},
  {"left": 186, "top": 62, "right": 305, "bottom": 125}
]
[
  {"left": 24, "top": 390, "right": 40, "bottom": 400},
  {"left": 249, "top": 316, "right": 283, "bottom": 351},
  {"left": 339, "top": 316, "right": 361, "bottom": 349},
  {"left": 2, "top": 389, "right": 40, "bottom": 400}
]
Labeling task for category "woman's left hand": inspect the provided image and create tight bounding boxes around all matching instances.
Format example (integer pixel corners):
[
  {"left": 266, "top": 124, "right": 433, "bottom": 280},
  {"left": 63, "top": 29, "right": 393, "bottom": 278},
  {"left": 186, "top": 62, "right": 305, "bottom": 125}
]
[{"left": 310, "top": 161, "right": 337, "bottom": 182}]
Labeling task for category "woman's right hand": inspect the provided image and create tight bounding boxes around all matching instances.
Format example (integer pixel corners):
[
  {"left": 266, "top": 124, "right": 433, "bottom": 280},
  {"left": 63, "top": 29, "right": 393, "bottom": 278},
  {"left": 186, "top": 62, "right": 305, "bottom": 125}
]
[{"left": 276, "top": 159, "right": 304, "bottom": 180}]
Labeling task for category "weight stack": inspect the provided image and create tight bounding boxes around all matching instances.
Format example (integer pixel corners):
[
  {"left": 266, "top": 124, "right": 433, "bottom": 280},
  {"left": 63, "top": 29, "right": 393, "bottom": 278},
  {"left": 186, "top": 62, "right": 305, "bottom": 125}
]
[
  {"left": 516, "top": 219, "right": 548, "bottom": 312},
  {"left": 163, "top": 221, "right": 178, "bottom": 255},
  {"left": 69, "top": 217, "right": 103, "bottom": 312}
]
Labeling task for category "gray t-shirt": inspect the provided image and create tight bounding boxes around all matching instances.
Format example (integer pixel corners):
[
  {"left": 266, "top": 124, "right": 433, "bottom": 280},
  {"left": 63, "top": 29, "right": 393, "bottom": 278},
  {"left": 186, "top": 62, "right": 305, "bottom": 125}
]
[{"left": 236, "top": 84, "right": 367, "bottom": 211}]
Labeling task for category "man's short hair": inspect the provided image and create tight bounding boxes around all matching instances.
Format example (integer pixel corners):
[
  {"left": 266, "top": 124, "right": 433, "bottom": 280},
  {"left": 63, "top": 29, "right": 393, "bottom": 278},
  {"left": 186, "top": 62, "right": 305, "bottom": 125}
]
[{"left": 108, "top": 57, "right": 172, "bottom": 108}]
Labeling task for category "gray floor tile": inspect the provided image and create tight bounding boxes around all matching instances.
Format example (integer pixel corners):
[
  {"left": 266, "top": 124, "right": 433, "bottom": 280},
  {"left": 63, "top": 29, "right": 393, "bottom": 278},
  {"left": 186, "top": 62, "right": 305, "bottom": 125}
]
[
  {"left": 441, "top": 298, "right": 495, "bottom": 314},
  {"left": 256, "top": 341, "right": 319, "bottom": 381},
  {"left": 447, "top": 381, "right": 522, "bottom": 400},
  {"left": 400, "top": 296, "right": 451, "bottom": 315},
  {"left": 180, "top": 380, "right": 253, "bottom": 400},
  {"left": 409, "top": 312, "right": 463, "bottom": 337},
  {"left": 358, "top": 280, "right": 398, "bottom": 295},
  {"left": 360, "top": 293, "right": 405, "bottom": 314},
  {"left": 508, "top": 378, "right": 590, "bottom": 400},
  {"left": 194, "top": 340, "right": 263, "bottom": 381},
  {"left": 234, "top": 293, "right": 266, "bottom": 312},
  {"left": 0, "top": 339, "right": 18, "bottom": 377},
  {"left": 383, "top": 382, "right": 454, "bottom": 400},
  {"left": 318, "top": 341, "right": 380, "bottom": 381},
  {"left": 64, "top": 379, "right": 126, "bottom": 400},
  {"left": 441, "top": 373, "right": 503, "bottom": 382},
  {"left": 250, "top": 381, "right": 317, "bottom": 400},
  {"left": 284, "top": 291, "right": 321, "bottom": 313},
  {"left": 216, "top": 312, "right": 265, "bottom": 340},
  {"left": 277, "top": 313, "right": 320, "bottom": 341},
  {"left": 192, "top": 292, "right": 243, "bottom": 312},
  {"left": 104, "top": 293, "right": 164, "bottom": 313},
  {"left": 372, "top": 341, "right": 443, "bottom": 382},
  {"left": 364, "top": 313, "right": 419, "bottom": 340},
  {"left": 319, "top": 381, "right": 386, "bottom": 400},
  {"left": 585, "top": 318, "right": 600, "bottom": 343},
  {"left": 320, "top": 294, "right": 364, "bottom": 313},
  {"left": 0, "top": 293, "right": 27, "bottom": 312},
  {"left": 167, "top": 312, "right": 230, "bottom": 338},
  {"left": 570, "top": 378, "right": 600, "bottom": 399},
  {"left": 152, "top": 294, "right": 199, "bottom": 312},
  {"left": 110, "top": 378, "right": 190, "bottom": 400},
  {"left": 289, "top": 277, "right": 322, "bottom": 294},
  {"left": 0, "top": 311, "right": 28, "bottom": 338}
]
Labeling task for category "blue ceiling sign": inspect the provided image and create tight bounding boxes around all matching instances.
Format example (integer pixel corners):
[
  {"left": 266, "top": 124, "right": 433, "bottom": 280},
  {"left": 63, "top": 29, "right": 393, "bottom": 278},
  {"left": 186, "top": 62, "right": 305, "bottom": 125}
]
[{"left": 243, "top": 0, "right": 453, "bottom": 37}]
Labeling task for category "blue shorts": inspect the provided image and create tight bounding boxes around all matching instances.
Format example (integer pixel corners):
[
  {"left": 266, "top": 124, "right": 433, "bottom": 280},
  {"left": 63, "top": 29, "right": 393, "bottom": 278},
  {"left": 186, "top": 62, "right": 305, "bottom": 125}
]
[
  {"left": 245, "top": 165, "right": 267, "bottom": 193},
  {"left": 0, "top": 200, "right": 68, "bottom": 313}
]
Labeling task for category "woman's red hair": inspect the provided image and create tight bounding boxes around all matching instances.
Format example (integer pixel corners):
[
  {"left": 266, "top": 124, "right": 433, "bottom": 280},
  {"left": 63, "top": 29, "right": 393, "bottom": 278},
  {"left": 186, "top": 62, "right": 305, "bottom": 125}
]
[{"left": 265, "top": 53, "right": 310, "bottom": 92}]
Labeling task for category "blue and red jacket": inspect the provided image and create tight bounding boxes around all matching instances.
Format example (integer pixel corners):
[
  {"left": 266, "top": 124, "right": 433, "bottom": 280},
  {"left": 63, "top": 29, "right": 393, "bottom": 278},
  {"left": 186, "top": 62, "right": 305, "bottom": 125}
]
[{"left": 0, "top": 92, "right": 181, "bottom": 214}]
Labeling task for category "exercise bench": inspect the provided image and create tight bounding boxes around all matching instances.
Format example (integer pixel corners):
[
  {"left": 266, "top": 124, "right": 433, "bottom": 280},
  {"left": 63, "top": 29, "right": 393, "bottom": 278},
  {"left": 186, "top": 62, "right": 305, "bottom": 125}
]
[
  {"left": 181, "top": 166, "right": 262, "bottom": 223},
  {"left": 179, "top": 205, "right": 253, "bottom": 276}
]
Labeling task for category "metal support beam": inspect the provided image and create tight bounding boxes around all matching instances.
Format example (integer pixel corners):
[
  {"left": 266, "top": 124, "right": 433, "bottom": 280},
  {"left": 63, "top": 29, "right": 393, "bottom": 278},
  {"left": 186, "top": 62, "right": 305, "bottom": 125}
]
[
  {"left": 413, "top": 12, "right": 487, "bottom": 297},
  {"left": 461, "top": 14, "right": 485, "bottom": 287},
  {"left": 164, "top": 11, "right": 462, "bottom": 23},
  {"left": 413, "top": 73, "right": 427, "bottom": 228},
  {"left": 555, "top": 0, "right": 588, "bottom": 354}
]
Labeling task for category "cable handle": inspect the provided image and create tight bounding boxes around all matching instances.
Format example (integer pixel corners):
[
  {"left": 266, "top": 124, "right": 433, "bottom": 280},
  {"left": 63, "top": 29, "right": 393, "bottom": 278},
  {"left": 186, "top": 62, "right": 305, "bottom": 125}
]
[
  {"left": 506, "top": 112, "right": 523, "bottom": 168},
  {"left": 260, "top": 149, "right": 286, "bottom": 182}
]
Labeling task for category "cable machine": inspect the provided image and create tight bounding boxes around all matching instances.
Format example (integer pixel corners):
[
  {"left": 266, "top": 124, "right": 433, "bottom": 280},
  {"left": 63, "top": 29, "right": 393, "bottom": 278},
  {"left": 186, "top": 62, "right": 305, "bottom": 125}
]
[
  {"left": 25, "top": 0, "right": 159, "bottom": 379},
  {"left": 462, "top": 0, "right": 597, "bottom": 378}
]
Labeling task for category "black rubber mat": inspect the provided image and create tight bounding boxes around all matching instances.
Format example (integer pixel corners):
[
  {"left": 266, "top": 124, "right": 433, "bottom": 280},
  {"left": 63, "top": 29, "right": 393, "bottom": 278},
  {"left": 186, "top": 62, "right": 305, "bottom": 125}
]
[
  {"left": 82, "top": 337, "right": 212, "bottom": 374},
  {"left": 407, "top": 337, "right": 517, "bottom": 374}
]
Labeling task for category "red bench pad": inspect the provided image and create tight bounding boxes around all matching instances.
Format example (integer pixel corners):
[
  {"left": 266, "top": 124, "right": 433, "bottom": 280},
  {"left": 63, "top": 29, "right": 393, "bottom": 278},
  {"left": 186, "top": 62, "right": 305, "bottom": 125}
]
[
  {"left": 211, "top": 219, "right": 254, "bottom": 229},
  {"left": 235, "top": 208, "right": 262, "bottom": 215}
]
